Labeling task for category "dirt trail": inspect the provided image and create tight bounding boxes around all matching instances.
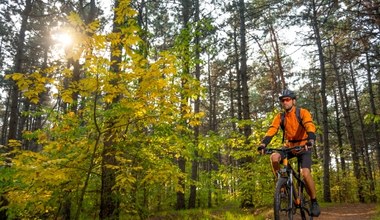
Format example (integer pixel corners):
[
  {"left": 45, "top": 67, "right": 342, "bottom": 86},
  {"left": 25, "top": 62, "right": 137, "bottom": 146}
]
[
  {"left": 318, "top": 203, "right": 378, "bottom": 220},
  {"left": 260, "top": 203, "right": 378, "bottom": 220}
]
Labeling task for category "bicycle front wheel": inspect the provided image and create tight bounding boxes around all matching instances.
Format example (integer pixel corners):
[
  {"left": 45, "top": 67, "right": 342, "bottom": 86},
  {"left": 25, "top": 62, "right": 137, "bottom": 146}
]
[
  {"left": 274, "top": 177, "right": 293, "bottom": 220},
  {"left": 300, "top": 181, "right": 313, "bottom": 220}
]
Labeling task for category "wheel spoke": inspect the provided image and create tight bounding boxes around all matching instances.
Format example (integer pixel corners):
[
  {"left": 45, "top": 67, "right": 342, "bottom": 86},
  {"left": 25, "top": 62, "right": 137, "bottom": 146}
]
[{"left": 274, "top": 177, "right": 293, "bottom": 220}]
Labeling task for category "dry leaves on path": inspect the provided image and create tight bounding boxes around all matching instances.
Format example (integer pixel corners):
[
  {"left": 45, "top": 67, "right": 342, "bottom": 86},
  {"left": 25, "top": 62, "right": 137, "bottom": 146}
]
[{"left": 316, "top": 203, "right": 378, "bottom": 220}]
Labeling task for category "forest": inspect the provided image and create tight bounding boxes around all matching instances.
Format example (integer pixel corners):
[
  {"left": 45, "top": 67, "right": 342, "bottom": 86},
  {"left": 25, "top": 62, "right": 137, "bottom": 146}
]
[{"left": 0, "top": 0, "right": 379, "bottom": 219}]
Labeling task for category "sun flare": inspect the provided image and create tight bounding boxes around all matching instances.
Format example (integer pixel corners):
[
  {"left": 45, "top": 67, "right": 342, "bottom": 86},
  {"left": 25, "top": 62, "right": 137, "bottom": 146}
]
[{"left": 52, "top": 32, "right": 73, "bottom": 47}]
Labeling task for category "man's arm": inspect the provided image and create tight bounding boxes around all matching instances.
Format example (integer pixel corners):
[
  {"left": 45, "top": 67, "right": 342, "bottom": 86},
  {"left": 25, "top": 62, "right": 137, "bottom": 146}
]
[
  {"left": 301, "top": 108, "right": 317, "bottom": 144},
  {"left": 260, "top": 113, "right": 281, "bottom": 146}
]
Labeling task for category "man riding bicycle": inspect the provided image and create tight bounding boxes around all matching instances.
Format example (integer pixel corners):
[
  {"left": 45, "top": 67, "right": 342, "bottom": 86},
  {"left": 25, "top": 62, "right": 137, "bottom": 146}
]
[{"left": 258, "top": 89, "right": 321, "bottom": 217}]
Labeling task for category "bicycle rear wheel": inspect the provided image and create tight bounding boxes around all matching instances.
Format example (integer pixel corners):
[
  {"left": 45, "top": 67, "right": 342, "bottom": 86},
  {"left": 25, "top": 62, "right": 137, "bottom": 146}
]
[{"left": 274, "top": 177, "right": 293, "bottom": 220}]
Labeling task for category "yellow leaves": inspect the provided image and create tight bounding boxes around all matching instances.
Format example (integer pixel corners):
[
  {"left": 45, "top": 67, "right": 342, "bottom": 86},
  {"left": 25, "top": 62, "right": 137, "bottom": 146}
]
[
  {"left": 8, "top": 73, "right": 23, "bottom": 81},
  {"left": 7, "top": 146, "right": 73, "bottom": 216},
  {"left": 114, "top": 0, "right": 137, "bottom": 24},
  {"left": 67, "top": 111, "right": 76, "bottom": 118},
  {"left": 7, "top": 139, "right": 22, "bottom": 148},
  {"left": 37, "top": 132, "right": 49, "bottom": 145},
  {"left": 63, "top": 12, "right": 103, "bottom": 61},
  {"left": 78, "top": 77, "right": 99, "bottom": 96},
  {"left": 6, "top": 71, "right": 53, "bottom": 104},
  {"left": 67, "top": 12, "right": 84, "bottom": 27},
  {"left": 61, "top": 90, "right": 73, "bottom": 104},
  {"left": 135, "top": 107, "right": 146, "bottom": 118},
  {"left": 189, "top": 119, "right": 201, "bottom": 127}
]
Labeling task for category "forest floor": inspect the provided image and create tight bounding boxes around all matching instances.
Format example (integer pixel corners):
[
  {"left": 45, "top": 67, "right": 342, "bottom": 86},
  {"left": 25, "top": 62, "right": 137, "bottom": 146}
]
[
  {"left": 313, "top": 203, "right": 379, "bottom": 220},
  {"left": 147, "top": 202, "right": 379, "bottom": 220},
  {"left": 256, "top": 203, "right": 379, "bottom": 220}
]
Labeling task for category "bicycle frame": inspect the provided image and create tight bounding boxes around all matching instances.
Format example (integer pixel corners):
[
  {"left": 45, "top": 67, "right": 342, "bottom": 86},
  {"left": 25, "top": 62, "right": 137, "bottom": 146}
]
[{"left": 265, "top": 146, "right": 313, "bottom": 220}]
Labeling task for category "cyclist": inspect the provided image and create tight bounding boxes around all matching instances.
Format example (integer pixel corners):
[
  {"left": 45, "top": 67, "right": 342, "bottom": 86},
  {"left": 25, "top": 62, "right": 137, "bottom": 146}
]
[{"left": 258, "top": 89, "right": 321, "bottom": 217}]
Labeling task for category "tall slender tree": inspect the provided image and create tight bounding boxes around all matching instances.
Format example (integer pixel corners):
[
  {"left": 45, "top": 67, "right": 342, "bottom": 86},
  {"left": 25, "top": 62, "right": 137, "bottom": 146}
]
[
  {"left": 309, "top": 0, "right": 332, "bottom": 202},
  {"left": 349, "top": 61, "right": 376, "bottom": 202},
  {"left": 8, "top": 0, "right": 33, "bottom": 142},
  {"left": 189, "top": 0, "right": 200, "bottom": 208},
  {"left": 366, "top": 51, "right": 380, "bottom": 170},
  {"left": 238, "top": 0, "right": 251, "bottom": 139},
  {"left": 176, "top": 0, "right": 193, "bottom": 210}
]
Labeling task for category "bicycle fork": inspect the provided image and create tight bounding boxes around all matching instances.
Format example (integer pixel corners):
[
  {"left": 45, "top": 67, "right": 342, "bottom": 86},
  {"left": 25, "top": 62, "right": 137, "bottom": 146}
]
[
  {"left": 290, "top": 172, "right": 302, "bottom": 207},
  {"left": 280, "top": 158, "right": 299, "bottom": 213},
  {"left": 282, "top": 158, "right": 301, "bottom": 210}
]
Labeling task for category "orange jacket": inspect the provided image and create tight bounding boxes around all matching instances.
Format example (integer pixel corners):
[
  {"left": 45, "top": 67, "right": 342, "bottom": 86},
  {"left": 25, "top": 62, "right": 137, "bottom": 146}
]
[{"left": 262, "top": 107, "right": 316, "bottom": 147}]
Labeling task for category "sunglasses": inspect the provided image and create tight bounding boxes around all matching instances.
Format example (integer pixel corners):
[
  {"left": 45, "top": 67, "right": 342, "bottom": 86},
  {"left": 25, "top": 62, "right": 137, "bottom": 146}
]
[{"left": 280, "top": 98, "right": 292, "bottom": 103}]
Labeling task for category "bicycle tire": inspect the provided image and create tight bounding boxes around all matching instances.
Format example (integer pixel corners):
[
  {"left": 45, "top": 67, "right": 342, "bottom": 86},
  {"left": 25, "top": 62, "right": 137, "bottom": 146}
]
[
  {"left": 274, "top": 177, "right": 293, "bottom": 220},
  {"left": 299, "top": 182, "right": 313, "bottom": 220}
]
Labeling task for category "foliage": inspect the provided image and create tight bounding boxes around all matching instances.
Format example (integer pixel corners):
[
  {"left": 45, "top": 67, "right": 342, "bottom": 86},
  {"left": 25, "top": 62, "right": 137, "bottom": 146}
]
[
  {"left": 2, "top": 1, "right": 201, "bottom": 219},
  {"left": 1, "top": 0, "right": 380, "bottom": 219},
  {"left": 145, "top": 201, "right": 265, "bottom": 220}
]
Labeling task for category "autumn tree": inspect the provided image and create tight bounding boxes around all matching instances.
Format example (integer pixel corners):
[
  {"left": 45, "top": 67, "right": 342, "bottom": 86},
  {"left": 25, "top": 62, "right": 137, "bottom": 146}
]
[{"left": 3, "top": 0, "right": 200, "bottom": 219}]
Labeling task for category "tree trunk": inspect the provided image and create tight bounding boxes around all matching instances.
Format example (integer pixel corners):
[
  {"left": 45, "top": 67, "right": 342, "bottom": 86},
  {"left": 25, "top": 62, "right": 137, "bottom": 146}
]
[
  {"left": 99, "top": 0, "right": 122, "bottom": 218},
  {"left": 331, "top": 43, "right": 363, "bottom": 202},
  {"left": 311, "top": 0, "right": 331, "bottom": 202},
  {"left": 333, "top": 88, "right": 346, "bottom": 172},
  {"left": 269, "top": 25, "right": 285, "bottom": 90},
  {"left": 2, "top": 1, "right": 33, "bottom": 218},
  {"left": 189, "top": 0, "right": 200, "bottom": 209},
  {"left": 366, "top": 52, "right": 380, "bottom": 170},
  {"left": 176, "top": 157, "right": 186, "bottom": 210},
  {"left": 176, "top": 0, "right": 193, "bottom": 210},
  {"left": 1, "top": 95, "right": 10, "bottom": 145},
  {"left": 229, "top": 69, "right": 236, "bottom": 131},
  {"left": 233, "top": 26, "right": 242, "bottom": 123},
  {"left": 238, "top": 0, "right": 253, "bottom": 208},
  {"left": 239, "top": 0, "right": 251, "bottom": 139},
  {"left": 349, "top": 61, "right": 376, "bottom": 202},
  {"left": 100, "top": 136, "right": 120, "bottom": 219},
  {"left": 8, "top": 0, "right": 33, "bottom": 141},
  {"left": 69, "top": 59, "right": 81, "bottom": 113},
  {"left": 333, "top": 88, "right": 345, "bottom": 202}
]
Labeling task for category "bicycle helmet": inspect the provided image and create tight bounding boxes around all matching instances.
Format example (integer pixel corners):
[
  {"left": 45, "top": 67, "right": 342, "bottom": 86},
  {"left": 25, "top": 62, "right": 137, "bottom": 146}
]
[{"left": 279, "top": 89, "right": 296, "bottom": 100}]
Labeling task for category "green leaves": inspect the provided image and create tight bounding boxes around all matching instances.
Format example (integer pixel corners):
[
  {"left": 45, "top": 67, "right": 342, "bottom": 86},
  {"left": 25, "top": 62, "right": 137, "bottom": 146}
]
[
  {"left": 2, "top": 0, "right": 205, "bottom": 218},
  {"left": 364, "top": 113, "right": 380, "bottom": 125}
]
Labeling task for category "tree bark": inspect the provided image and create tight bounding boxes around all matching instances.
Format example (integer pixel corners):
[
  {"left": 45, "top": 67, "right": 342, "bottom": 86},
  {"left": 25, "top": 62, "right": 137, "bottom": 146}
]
[
  {"left": 311, "top": 0, "right": 331, "bottom": 202},
  {"left": 8, "top": 0, "right": 33, "bottom": 141},
  {"left": 1, "top": 1, "right": 33, "bottom": 219},
  {"left": 331, "top": 42, "right": 363, "bottom": 202},
  {"left": 332, "top": 88, "right": 345, "bottom": 202},
  {"left": 366, "top": 52, "right": 380, "bottom": 170},
  {"left": 176, "top": 157, "right": 186, "bottom": 210},
  {"left": 238, "top": 0, "right": 251, "bottom": 139},
  {"left": 349, "top": 61, "right": 376, "bottom": 202},
  {"left": 176, "top": 0, "right": 193, "bottom": 210},
  {"left": 99, "top": 0, "right": 122, "bottom": 218},
  {"left": 189, "top": 0, "right": 200, "bottom": 209},
  {"left": 100, "top": 135, "right": 120, "bottom": 219},
  {"left": 269, "top": 25, "right": 285, "bottom": 90},
  {"left": 233, "top": 25, "right": 242, "bottom": 123}
]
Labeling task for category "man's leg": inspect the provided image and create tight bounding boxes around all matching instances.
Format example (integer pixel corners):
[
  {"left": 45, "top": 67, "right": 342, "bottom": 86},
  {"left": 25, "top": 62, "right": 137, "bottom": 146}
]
[
  {"left": 301, "top": 168, "right": 316, "bottom": 199},
  {"left": 270, "top": 153, "right": 282, "bottom": 176},
  {"left": 299, "top": 150, "right": 320, "bottom": 217}
]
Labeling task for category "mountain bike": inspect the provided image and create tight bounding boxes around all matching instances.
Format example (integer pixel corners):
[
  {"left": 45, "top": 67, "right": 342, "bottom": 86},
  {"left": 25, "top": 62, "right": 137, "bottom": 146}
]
[{"left": 264, "top": 146, "right": 313, "bottom": 220}]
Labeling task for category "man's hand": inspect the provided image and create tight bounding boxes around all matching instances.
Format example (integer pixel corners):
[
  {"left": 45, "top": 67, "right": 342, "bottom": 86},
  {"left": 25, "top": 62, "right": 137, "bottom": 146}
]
[
  {"left": 305, "top": 139, "right": 315, "bottom": 151},
  {"left": 257, "top": 144, "right": 266, "bottom": 155}
]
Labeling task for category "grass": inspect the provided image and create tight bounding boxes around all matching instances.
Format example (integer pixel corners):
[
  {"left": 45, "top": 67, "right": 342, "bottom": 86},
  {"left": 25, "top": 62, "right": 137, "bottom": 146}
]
[{"left": 145, "top": 202, "right": 269, "bottom": 220}]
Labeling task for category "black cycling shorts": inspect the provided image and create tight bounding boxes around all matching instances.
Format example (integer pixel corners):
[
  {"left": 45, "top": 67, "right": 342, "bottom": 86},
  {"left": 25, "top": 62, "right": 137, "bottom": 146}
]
[{"left": 280, "top": 150, "right": 312, "bottom": 170}]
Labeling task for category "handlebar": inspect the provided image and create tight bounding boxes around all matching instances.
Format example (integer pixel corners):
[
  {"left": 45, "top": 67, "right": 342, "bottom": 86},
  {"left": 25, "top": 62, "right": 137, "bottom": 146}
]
[{"left": 263, "top": 145, "right": 311, "bottom": 155}]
